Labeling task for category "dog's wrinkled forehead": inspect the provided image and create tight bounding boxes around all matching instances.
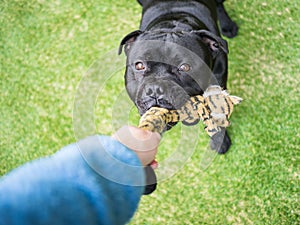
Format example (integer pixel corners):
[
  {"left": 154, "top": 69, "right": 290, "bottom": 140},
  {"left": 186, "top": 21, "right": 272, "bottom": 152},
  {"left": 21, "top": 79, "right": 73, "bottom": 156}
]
[
  {"left": 138, "top": 29, "right": 191, "bottom": 42},
  {"left": 126, "top": 33, "right": 208, "bottom": 68},
  {"left": 120, "top": 29, "right": 229, "bottom": 68}
]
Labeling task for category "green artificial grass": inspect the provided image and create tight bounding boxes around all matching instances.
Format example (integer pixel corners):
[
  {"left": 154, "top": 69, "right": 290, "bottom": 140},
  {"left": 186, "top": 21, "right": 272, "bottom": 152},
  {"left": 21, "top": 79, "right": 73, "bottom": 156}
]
[{"left": 0, "top": 0, "right": 299, "bottom": 224}]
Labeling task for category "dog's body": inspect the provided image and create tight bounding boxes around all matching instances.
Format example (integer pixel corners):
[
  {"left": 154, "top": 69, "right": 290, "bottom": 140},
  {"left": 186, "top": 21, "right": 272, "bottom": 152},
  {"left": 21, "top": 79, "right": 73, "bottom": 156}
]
[{"left": 119, "top": 0, "right": 238, "bottom": 154}]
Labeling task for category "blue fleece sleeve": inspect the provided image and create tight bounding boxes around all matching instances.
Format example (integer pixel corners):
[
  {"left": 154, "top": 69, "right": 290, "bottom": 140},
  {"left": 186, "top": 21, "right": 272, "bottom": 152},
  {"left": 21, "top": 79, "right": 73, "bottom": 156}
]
[{"left": 0, "top": 135, "right": 145, "bottom": 225}]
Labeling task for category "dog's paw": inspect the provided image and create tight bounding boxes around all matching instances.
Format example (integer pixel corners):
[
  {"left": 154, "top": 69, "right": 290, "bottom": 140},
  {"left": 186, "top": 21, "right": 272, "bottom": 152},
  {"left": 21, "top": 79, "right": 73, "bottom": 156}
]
[{"left": 210, "top": 128, "right": 231, "bottom": 154}]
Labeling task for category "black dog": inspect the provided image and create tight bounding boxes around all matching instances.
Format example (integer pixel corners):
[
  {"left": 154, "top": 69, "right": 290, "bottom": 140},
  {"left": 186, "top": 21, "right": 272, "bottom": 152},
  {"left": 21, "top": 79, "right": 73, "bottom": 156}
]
[{"left": 119, "top": 0, "right": 238, "bottom": 194}]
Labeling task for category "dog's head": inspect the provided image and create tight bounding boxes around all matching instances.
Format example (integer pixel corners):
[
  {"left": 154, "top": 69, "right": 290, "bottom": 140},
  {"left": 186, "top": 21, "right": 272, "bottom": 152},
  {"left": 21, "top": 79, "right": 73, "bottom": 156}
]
[{"left": 119, "top": 29, "right": 228, "bottom": 130}]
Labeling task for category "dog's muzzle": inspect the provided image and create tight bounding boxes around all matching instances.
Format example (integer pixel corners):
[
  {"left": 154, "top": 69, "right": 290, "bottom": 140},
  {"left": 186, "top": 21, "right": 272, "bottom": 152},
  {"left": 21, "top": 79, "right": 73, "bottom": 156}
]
[{"left": 136, "top": 79, "right": 190, "bottom": 116}]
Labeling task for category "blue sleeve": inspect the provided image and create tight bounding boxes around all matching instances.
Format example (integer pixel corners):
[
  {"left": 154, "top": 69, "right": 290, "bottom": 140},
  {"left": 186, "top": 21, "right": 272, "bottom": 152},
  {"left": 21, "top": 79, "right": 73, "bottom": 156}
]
[{"left": 0, "top": 135, "right": 145, "bottom": 225}]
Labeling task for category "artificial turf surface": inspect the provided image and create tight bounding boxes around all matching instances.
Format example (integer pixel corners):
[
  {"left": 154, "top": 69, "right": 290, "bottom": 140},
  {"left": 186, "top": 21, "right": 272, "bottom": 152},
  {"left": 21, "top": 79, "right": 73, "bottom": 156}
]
[{"left": 1, "top": 0, "right": 299, "bottom": 224}]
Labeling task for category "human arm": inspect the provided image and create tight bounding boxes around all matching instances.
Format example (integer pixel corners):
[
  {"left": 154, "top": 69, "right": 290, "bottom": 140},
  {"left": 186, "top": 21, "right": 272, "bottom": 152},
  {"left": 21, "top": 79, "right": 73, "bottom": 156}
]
[{"left": 0, "top": 126, "right": 160, "bottom": 225}]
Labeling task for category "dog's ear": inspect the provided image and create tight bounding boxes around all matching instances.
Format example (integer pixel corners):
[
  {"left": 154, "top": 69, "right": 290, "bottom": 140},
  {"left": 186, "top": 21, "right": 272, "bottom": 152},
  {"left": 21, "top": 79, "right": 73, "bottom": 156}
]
[
  {"left": 118, "top": 30, "right": 143, "bottom": 55},
  {"left": 192, "top": 30, "right": 229, "bottom": 55}
]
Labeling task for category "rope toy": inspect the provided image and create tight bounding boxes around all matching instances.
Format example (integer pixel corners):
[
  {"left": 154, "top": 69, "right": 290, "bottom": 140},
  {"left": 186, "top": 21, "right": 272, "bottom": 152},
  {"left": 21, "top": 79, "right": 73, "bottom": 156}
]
[{"left": 138, "top": 85, "right": 242, "bottom": 136}]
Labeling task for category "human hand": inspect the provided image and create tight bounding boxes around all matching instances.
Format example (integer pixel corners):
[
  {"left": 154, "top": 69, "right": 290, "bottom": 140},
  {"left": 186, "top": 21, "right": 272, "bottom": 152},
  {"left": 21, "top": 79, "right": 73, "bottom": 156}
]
[{"left": 112, "top": 126, "right": 161, "bottom": 167}]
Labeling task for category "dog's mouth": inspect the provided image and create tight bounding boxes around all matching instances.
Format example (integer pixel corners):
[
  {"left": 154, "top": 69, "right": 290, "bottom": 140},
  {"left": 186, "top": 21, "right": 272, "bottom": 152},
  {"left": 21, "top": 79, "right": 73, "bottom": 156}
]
[
  {"left": 136, "top": 97, "right": 185, "bottom": 131},
  {"left": 141, "top": 106, "right": 178, "bottom": 132},
  {"left": 137, "top": 97, "right": 175, "bottom": 115}
]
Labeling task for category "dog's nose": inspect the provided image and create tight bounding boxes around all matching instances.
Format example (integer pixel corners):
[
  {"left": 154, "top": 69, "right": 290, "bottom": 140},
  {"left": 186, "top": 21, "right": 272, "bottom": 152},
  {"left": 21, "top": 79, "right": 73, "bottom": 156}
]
[{"left": 145, "top": 84, "right": 164, "bottom": 98}]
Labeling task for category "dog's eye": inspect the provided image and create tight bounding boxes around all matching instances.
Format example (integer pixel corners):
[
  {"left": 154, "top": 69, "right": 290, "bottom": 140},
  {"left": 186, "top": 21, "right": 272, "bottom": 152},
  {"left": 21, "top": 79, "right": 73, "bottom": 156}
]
[
  {"left": 178, "top": 63, "right": 191, "bottom": 72},
  {"left": 135, "top": 61, "right": 146, "bottom": 71}
]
